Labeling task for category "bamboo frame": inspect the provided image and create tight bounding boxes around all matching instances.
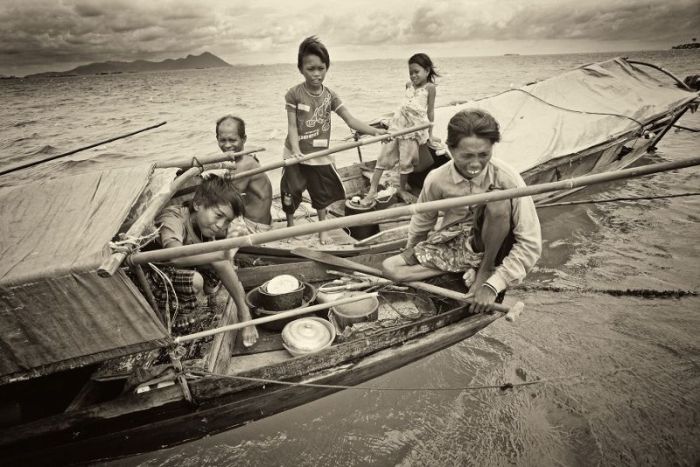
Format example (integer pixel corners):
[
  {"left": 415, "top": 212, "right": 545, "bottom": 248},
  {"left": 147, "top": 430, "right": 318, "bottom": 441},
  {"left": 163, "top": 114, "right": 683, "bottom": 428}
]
[
  {"left": 98, "top": 166, "right": 202, "bottom": 277},
  {"left": 126, "top": 155, "right": 700, "bottom": 266},
  {"left": 153, "top": 147, "right": 265, "bottom": 169}
]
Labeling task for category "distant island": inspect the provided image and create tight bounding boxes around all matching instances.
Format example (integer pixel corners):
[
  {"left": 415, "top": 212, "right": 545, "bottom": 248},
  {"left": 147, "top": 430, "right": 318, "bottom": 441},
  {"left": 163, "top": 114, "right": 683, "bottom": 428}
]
[
  {"left": 25, "top": 52, "right": 231, "bottom": 78},
  {"left": 672, "top": 38, "right": 699, "bottom": 50}
]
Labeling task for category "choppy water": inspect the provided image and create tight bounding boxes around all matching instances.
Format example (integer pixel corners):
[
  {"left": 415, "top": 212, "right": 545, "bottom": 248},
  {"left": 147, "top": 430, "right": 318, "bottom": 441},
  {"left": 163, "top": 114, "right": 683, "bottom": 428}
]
[{"left": 2, "top": 50, "right": 699, "bottom": 466}]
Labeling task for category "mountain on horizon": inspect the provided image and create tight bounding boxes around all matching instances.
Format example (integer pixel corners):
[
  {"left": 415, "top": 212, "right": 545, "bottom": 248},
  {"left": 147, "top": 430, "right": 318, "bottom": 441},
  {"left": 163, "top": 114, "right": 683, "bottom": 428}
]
[{"left": 25, "top": 52, "right": 231, "bottom": 78}]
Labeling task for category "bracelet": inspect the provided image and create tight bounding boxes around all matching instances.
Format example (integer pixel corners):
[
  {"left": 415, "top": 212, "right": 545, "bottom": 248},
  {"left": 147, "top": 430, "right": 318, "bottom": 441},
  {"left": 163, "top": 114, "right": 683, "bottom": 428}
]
[{"left": 481, "top": 282, "right": 499, "bottom": 295}]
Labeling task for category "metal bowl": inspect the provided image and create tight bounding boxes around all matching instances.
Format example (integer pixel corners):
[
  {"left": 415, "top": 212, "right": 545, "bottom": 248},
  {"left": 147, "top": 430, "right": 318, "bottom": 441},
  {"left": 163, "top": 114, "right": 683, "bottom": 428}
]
[
  {"left": 257, "top": 276, "right": 305, "bottom": 311},
  {"left": 246, "top": 282, "right": 318, "bottom": 332}
]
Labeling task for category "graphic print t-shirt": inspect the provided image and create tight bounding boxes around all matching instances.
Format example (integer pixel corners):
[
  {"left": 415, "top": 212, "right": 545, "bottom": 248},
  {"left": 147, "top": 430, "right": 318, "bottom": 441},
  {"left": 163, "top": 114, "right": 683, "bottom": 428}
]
[{"left": 284, "top": 83, "right": 343, "bottom": 165}]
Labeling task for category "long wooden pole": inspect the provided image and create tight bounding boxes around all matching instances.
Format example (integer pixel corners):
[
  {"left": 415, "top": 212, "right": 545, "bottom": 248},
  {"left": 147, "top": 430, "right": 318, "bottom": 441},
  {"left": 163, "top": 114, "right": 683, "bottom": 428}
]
[
  {"left": 290, "top": 247, "right": 522, "bottom": 317},
  {"left": 154, "top": 147, "right": 265, "bottom": 169},
  {"left": 174, "top": 292, "right": 378, "bottom": 343},
  {"left": 98, "top": 166, "right": 202, "bottom": 277},
  {"left": 231, "top": 123, "right": 432, "bottom": 180},
  {"left": 126, "top": 155, "right": 700, "bottom": 266},
  {"left": 0, "top": 121, "right": 167, "bottom": 176}
]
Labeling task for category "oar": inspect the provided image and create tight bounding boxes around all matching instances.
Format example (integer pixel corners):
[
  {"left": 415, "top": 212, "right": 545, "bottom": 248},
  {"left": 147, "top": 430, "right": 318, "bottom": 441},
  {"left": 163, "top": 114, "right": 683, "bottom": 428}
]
[
  {"left": 173, "top": 292, "right": 378, "bottom": 343},
  {"left": 230, "top": 123, "right": 432, "bottom": 180},
  {"left": 290, "top": 247, "right": 524, "bottom": 320},
  {"left": 0, "top": 121, "right": 167, "bottom": 176}
]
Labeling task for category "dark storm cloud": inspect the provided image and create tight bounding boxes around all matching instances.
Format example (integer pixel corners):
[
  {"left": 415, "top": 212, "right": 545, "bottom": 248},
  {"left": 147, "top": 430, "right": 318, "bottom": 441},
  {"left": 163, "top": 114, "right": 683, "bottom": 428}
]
[{"left": 0, "top": 0, "right": 224, "bottom": 70}]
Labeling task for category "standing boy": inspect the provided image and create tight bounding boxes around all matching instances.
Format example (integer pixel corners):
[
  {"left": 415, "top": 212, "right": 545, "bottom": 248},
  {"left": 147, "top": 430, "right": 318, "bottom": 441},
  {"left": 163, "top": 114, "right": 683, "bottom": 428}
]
[{"left": 282, "top": 36, "right": 387, "bottom": 244}]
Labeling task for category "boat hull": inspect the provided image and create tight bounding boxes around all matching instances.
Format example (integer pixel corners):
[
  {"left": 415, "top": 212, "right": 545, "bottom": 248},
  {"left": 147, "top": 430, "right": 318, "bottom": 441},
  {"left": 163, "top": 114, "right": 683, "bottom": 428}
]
[{"left": 0, "top": 304, "right": 496, "bottom": 465}]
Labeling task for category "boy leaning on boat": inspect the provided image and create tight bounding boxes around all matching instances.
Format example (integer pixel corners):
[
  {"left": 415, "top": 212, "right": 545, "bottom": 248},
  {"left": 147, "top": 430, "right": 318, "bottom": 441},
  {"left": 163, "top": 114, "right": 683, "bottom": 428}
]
[
  {"left": 382, "top": 109, "right": 542, "bottom": 313},
  {"left": 144, "top": 176, "right": 259, "bottom": 347}
]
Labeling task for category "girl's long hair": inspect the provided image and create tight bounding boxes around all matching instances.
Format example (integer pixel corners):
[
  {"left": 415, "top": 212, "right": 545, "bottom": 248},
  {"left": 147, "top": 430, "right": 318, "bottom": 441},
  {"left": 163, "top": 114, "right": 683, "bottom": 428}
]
[{"left": 409, "top": 53, "right": 440, "bottom": 83}]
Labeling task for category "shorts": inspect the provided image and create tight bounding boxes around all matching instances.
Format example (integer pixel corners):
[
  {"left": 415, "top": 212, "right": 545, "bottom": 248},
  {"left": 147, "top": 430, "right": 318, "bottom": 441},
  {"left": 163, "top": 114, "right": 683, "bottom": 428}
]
[
  {"left": 375, "top": 138, "right": 419, "bottom": 175},
  {"left": 141, "top": 265, "right": 219, "bottom": 317},
  {"left": 401, "top": 203, "right": 515, "bottom": 273},
  {"left": 281, "top": 161, "right": 346, "bottom": 214}
]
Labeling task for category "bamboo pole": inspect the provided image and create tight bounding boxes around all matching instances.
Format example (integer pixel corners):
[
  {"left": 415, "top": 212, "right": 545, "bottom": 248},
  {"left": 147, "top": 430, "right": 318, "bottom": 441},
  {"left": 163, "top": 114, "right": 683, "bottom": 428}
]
[
  {"left": 126, "top": 155, "right": 700, "bottom": 266},
  {"left": 0, "top": 121, "right": 167, "bottom": 176},
  {"left": 154, "top": 147, "right": 265, "bottom": 169},
  {"left": 174, "top": 292, "right": 378, "bottom": 343},
  {"left": 230, "top": 123, "right": 432, "bottom": 181},
  {"left": 98, "top": 166, "right": 202, "bottom": 277}
]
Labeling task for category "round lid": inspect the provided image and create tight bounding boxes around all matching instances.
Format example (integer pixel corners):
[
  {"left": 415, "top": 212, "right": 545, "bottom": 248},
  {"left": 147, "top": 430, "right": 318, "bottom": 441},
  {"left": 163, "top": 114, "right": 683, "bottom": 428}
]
[
  {"left": 264, "top": 274, "right": 301, "bottom": 295},
  {"left": 345, "top": 198, "right": 376, "bottom": 211},
  {"left": 281, "top": 318, "right": 334, "bottom": 352}
]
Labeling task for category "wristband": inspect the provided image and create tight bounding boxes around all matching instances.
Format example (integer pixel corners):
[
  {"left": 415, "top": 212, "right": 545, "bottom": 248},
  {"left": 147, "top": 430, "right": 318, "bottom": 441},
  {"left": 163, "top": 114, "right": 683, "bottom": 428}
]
[{"left": 481, "top": 282, "right": 498, "bottom": 295}]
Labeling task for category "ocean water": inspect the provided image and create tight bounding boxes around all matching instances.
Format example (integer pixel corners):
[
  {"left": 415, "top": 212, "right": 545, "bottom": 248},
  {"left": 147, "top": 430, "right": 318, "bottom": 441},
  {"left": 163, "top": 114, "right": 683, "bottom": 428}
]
[{"left": 2, "top": 50, "right": 699, "bottom": 466}]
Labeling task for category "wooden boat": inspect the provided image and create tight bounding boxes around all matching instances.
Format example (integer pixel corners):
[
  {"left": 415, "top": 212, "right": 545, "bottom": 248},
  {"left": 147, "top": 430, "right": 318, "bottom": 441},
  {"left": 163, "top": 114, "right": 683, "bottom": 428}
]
[
  {"left": 236, "top": 57, "right": 699, "bottom": 262},
  {"left": 0, "top": 251, "right": 503, "bottom": 465},
  {"left": 0, "top": 57, "right": 697, "bottom": 464}
]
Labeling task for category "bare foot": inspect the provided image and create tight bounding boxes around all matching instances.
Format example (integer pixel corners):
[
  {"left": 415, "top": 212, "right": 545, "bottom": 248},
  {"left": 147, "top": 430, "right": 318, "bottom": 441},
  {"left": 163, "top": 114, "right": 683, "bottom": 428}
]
[
  {"left": 360, "top": 191, "right": 377, "bottom": 207},
  {"left": 398, "top": 189, "right": 418, "bottom": 204},
  {"left": 241, "top": 325, "right": 259, "bottom": 347},
  {"left": 319, "top": 231, "right": 331, "bottom": 245}
]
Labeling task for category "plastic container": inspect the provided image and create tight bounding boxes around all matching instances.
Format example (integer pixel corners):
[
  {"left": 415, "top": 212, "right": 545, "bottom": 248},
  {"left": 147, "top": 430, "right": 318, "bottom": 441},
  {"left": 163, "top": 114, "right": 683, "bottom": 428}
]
[
  {"left": 316, "top": 283, "right": 347, "bottom": 304},
  {"left": 329, "top": 294, "right": 379, "bottom": 330},
  {"left": 281, "top": 317, "right": 336, "bottom": 357}
]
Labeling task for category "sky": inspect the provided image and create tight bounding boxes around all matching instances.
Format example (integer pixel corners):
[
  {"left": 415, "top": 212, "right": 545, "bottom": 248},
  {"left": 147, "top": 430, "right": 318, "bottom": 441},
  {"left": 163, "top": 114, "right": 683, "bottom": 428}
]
[{"left": 1, "top": 0, "right": 698, "bottom": 76}]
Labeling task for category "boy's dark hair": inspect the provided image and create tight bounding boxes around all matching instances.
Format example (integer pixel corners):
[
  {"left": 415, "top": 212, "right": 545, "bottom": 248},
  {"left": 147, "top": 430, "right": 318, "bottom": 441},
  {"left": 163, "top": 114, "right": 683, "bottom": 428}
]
[
  {"left": 446, "top": 109, "right": 501, "bottom": 148},
  {"left": 409, "top": 53, "right": 440, "bottom": 83},
  {"left": 215, "top": 115, "right": 246, "bottom": 139},
  {"left": 193, "top": 175, "right": 245, "bottom": 217},
  {"left": 298, "top": 36, "right": 330, "bottom": 70}
]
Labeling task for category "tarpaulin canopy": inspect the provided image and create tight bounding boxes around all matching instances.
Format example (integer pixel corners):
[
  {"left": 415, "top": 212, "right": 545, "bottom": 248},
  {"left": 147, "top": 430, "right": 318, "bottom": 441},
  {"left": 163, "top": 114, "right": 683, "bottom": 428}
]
[
  {"left": 432, "top": 58, "right": 697, "bottom": 172},
  {"left": 0, "top": 162, "right": 171, "bottom": 384}
]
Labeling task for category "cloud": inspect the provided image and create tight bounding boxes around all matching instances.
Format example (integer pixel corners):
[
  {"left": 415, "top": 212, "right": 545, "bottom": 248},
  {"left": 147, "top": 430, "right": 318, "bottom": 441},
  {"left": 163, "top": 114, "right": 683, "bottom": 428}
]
[
  {"left": 398, "top": 0, "right": 700, "bottom": 43},
  {"left": 0, "top": 0, "right": 697, "bottom": 75}
]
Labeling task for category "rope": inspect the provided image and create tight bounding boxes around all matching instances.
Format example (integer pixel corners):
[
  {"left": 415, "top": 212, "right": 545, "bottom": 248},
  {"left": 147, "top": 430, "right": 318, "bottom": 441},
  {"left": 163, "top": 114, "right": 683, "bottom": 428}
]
[
  {"left": 497, "top": 88, "right": 646, "bottom": 131},
  {"left": 108, "top": 227, "right": 160, "bottom": 253},
  {"left": 538, "top": 191, "right": 700, "bottom": 208},
  {"left": 514, "top": 284, "right": 697, "bottom": 298},
  {"left": 148, "top": 263, "right": 178, "bottom": 331},
  {"left": 190, "top": 358, "right": 697, "bottom": 393}
]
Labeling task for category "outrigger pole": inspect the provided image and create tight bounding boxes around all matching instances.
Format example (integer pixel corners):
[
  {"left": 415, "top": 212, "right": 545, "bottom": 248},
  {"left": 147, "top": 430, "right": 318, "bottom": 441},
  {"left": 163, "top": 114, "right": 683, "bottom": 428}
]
[
  {"left": 0, "top": 121, "right": 167, "bottom": 176},
  {"left": 229, "top": 123, "right": 433, "bottom": 180},
  {"left": 98, "top": 127, "right": 430, "bottom": 276},
  {"left": 154, "top": 147, "right": 266, "bottom": 169},
  {"left": 124, "top": 155, "right": 700, "bottom": 267}
]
